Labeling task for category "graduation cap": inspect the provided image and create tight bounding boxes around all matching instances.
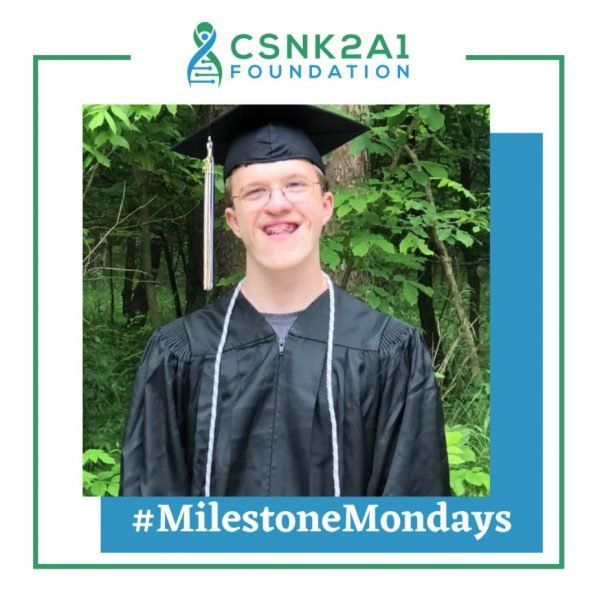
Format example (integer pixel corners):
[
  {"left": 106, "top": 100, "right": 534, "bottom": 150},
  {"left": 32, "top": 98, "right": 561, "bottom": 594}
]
[{"left": 172, "top": 105, "right": 370, "bottom": 290}]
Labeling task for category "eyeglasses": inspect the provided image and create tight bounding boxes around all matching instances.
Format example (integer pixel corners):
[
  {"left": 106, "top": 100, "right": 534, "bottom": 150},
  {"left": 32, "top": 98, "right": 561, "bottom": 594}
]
[{"left": 232, "top": 179, "right": 323, "bottom": 206}]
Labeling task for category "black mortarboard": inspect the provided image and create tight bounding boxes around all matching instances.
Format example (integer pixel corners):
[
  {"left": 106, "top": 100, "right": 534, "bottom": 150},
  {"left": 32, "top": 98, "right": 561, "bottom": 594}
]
[
  {"left": 172, "top": 104, "right": 369, "bottom": 178},
  {"left": 171, "top": 105, "right": 369, "bottom": 289}
]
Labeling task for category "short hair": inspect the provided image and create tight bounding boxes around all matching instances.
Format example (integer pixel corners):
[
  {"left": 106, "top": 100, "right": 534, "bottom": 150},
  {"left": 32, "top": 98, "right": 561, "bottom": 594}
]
[{"left": 224, "top": 163, "right": 329, "bottom": 205}]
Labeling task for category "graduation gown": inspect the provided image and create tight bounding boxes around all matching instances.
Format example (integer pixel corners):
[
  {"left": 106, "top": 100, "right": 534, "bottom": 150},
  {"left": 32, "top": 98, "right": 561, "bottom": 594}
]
[{"left": 119, "top": 285, "right": 450, "bottom": 496}]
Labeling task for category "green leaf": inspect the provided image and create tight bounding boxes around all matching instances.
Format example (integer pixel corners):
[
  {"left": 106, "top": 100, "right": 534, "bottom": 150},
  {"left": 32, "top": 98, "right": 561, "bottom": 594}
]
[
  {"left": 365, "top": 293, "right": 381, "bottom": 309},
  {"left": 445, "top": 430, "right": 462, "bottom": 446},
  {"left": 216, "top": 273, "right": 244, "bottom": 287},
  {"left": 107, "top": 482, "right": 120, "bottom": 496},
  {"left": 371, "top": 236, "right": 395, "bottom": 254},
  {"left": 104, "top": 111, "right": 117, "bottom": 135},
  {"left": 456, "top": 230, "right": 474, "bottom": 247},
  {"left": 352, "top": 240, "right": 371, "bottom": 257},
  {"left": 320, "top": 244, "right": 341, "bottom": 269},
  {"left": 421, "top": 161, "right": 449, "bottom": 179},
  {"left": 349, "top": 196, "right": 367, "bottom": 213},
  {"left": 82, "top": 471, "right": 95, "bottom": 484},
  {"left": 385, "top": 189, "right": 405, "bottom": 204},
  {"left": 465, "top": 470, "right": 489, "bottom": 489},
  {"left": 399, "top": 234, "right": 415, "bottom": 254},
  {"left": 415, "top": 237, "right": 434, "bottom": 256},
  {"left": 110, "top": 134, "right": 130, "bottom": 150},
  {"left": 437, "top": 178, "right": 476, "bottom": 201},
  {"left": 110, "top": 105, "right": 130, "bottom": 127},
  {"left": 412, "top": 281, "right": 433, "bottom": 297},
  {"left": 450, "top": 472, "right": 465, "bottom": 496},
  {"left": 418, "top": 105, "right": 445, "bottom": 131},
  {"left": 448, "top": 454, "right": 466, "bottom": 465},
  {"left": 446, "top": 445, "right": 465, "bottom": 455},
  {"left": 147, "top": 105, "right": 162, "bottom": 118},
  {"left": 403, "top": 281, "right": 418, "bottom": 305},
  {"left": 437, "top": 227, "right": 451, "bottom": 241},
  {"left": 373, "top": 105, "right": 406, "bottom": 120},
  {"left": 408, "top": 169, "right": 428, "bottom": 186},
  {"left": 88, "top": 111, "right": 105, "bottom": 131},
  {"left": 83, "top": 449, "right": 100, "bottom": 464},
  {"left": 91, "top": 481, "right": 107, "bottom": 496},
  {"left": 98, "top": 452, "right": 116, "bottom": 465},
  {"left": 478, "top": 472, "right": 490, "bottom": 491},
  {"left": 461, "top": 447, "right": 476, "bottom": 463},
  {"left": 328, "top": 238, "right": 343, "bottom": 251},
  {"left": 336, "top": 204, "right": 352, "bottom": 218},
  {"left": 95, "top": 151, "right": 111, "bottom": 168},
  {"left": 166, "top": 105, "right": 178, "bottom": 116},
  {"left": 97, "top": 471, "right": 115, "bottom": 480},
  {"left": 350, "top": 136, "right": 368, "bottom": 154}
]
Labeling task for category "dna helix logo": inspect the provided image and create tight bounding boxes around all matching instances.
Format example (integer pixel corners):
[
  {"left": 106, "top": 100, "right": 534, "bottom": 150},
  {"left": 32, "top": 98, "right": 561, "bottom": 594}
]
[{"left": 187, "top": 22, "right": 223, "bottom": 87}]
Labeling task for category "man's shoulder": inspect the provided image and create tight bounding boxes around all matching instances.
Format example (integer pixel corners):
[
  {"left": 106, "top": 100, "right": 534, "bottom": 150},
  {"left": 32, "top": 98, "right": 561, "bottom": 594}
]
[
  {"left": 155, "top": 293, "right": 232, "bottom": 358},
  {"left": 334, "top": 286, "right": 417, "bottom": 352},
  {"left": 154, "top": 287, "right": 420, "bottom": 356}
]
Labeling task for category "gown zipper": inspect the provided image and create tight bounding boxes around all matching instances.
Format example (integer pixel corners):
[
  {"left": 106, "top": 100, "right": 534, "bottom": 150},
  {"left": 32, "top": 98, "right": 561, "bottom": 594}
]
[{"left": 267, "top": 337, "right": 284, "bottom": 494}]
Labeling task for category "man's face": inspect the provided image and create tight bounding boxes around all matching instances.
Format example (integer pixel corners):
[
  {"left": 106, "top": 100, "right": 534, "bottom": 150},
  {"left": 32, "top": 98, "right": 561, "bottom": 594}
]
[{"left": 224, "top": 159, "right": 334, "bottom": 272}]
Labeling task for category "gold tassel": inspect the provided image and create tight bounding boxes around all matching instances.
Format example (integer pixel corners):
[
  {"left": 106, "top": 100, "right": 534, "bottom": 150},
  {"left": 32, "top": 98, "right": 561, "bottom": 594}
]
[{"left": 203, "top": 136, "right": 214, "bottom": 291}]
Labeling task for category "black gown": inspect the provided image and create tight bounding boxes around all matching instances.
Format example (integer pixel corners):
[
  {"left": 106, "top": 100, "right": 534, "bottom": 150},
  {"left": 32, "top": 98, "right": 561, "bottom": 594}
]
[{"left": 119, "top": 285, "right": 450, "bottom": 496}]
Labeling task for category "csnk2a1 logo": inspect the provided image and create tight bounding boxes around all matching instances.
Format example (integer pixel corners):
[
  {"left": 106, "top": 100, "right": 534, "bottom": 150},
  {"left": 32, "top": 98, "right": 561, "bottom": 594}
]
[
  {"left": 187, "top": 22, "right": 410, "bottom": 87},
  {"left": 187, "top": 22, "right": 223, "bottom": 87}
]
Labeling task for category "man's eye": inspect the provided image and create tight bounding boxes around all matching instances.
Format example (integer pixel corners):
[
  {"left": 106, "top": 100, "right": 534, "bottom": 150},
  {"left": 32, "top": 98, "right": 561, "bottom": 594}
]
[
  {"left": 285, "top": 180, "right": 309, "bottom": 191},
  {"left": 243, "top": 187, "right": 267, "bottom": 200}
]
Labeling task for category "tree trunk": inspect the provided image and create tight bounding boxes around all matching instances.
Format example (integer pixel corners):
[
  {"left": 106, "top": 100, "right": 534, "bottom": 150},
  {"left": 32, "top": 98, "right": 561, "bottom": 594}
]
[
  {"left": 404, "top": 143, "right": 482, "bottom": 380},
  {"left": 325, "top": 105, "right": 368, "bottom": 288},
  {"left": 121, "top": 235, "right": 137, "bottom": 320},
  {"left": 459, "top": 157, "right": 482, "bottom": 340},
  {"left": 418, "top": 256, "right": 444, "bottom": 368},
  {"left": 139, "top": 184, "right": 163, "bottom": 328},
  {"left": 171, "top": 205, "right": 189, "bottom": 276},
  {"left": 107, "top": 238, "right": 114, "bottom": 323},
  {"left": 326, "top": 105, "right": 369, "bottom": 188},
  {"left": 161, "top": 230, "right": 183, "bottom": 318},
  {"left": 185, "top": 202, "right": 205, "bottom": 313}
]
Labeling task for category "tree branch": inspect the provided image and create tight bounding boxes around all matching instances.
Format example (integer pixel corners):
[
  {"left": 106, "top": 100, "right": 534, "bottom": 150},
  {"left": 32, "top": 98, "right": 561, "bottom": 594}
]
[{"left": 403, "top": 142, "right": 482, "bottom": 380}]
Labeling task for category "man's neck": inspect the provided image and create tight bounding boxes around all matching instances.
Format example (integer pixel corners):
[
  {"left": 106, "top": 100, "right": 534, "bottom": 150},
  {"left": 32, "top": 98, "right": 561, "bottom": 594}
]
[{"left": 241, "top": 259, "right": 327, "bottom": 313}]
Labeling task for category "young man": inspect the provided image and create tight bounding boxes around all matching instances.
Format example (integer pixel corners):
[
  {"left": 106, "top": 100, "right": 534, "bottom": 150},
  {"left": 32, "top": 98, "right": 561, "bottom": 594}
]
[{"left": 120, "top": 105, "right": 450, "bottom": 497}]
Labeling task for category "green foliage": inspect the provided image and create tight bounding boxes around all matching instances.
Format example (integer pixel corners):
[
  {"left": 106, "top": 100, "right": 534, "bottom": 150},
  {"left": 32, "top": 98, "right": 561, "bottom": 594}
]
[
  {"left": 83, "top": 313, "right": 154, "bottom": 449},
  {"left": 322, "top": 104, "right": 489, "bottom": 324},
  {"left": 445, "top": 425, "right": 490, "bottom": 496},
  {"left": 83, "top": 447, "right": 121, "bottom": 496},
  {"left": 82, "top": 104, "right": 181, "bottom": 168}
]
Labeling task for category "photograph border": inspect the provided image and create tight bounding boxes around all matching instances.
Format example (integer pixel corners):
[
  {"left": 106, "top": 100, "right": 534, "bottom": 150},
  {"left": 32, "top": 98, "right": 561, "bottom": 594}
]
[{"left": 32, "top": 53, "right": 564, "bottom": 569}]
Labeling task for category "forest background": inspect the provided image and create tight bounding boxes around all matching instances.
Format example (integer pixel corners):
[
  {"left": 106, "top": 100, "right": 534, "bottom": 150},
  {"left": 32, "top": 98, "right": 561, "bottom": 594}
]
[{"left": 82, "top": 104, "right": 490, "bottom": 497}]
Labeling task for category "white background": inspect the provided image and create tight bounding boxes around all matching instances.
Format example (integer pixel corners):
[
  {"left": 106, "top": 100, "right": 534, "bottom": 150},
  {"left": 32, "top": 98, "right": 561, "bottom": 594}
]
[{"left": 1, "top": 0, "right": 597, "bottom": 594}]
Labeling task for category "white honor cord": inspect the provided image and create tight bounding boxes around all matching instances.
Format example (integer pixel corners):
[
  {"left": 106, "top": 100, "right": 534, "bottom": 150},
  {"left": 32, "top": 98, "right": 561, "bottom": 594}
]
[
  {"left": 322, "top": 272, "right": 340, "bottom": 496},
  {"left": 205, "top": 274, "right": 339, "bottom": 497},
  {"left": 204, "top": 278, "right": 245, "bottom": 497}
]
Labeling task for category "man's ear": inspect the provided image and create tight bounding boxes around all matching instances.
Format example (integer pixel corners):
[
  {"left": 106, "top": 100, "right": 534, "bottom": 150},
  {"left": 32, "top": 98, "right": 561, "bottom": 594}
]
[
  {"left": 321, "top": 191, "right": 334, "bottom": 226},
  {"left": 224, "top": 206, "right": 242, "bottom": 238}
]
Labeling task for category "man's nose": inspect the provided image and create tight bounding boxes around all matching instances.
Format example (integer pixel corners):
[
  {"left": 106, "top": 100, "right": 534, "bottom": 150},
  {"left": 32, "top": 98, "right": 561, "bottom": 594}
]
[{"left": 264, "top": 187, "right": 292, "bottom": 211}]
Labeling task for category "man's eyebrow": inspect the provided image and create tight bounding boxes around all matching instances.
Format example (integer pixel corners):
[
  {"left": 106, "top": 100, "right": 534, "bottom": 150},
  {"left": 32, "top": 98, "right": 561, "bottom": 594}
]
[
  {"left": 238, "top": 173, "right": 310, "bottom": 187},
  {"left": 234, "top": 177, "right": 268, "bottom": 189}
]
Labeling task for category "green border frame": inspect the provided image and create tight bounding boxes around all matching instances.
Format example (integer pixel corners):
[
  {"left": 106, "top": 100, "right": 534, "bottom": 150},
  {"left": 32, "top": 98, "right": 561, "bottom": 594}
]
[{"left": 32, "top": 53, "right": 564, "bottom": 569}]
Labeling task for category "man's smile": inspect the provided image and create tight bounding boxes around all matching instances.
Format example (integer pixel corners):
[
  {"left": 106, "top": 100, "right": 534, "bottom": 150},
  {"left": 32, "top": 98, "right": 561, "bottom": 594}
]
[{"left": 261, "top": 221, "right": 300, "bottom": 237}]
